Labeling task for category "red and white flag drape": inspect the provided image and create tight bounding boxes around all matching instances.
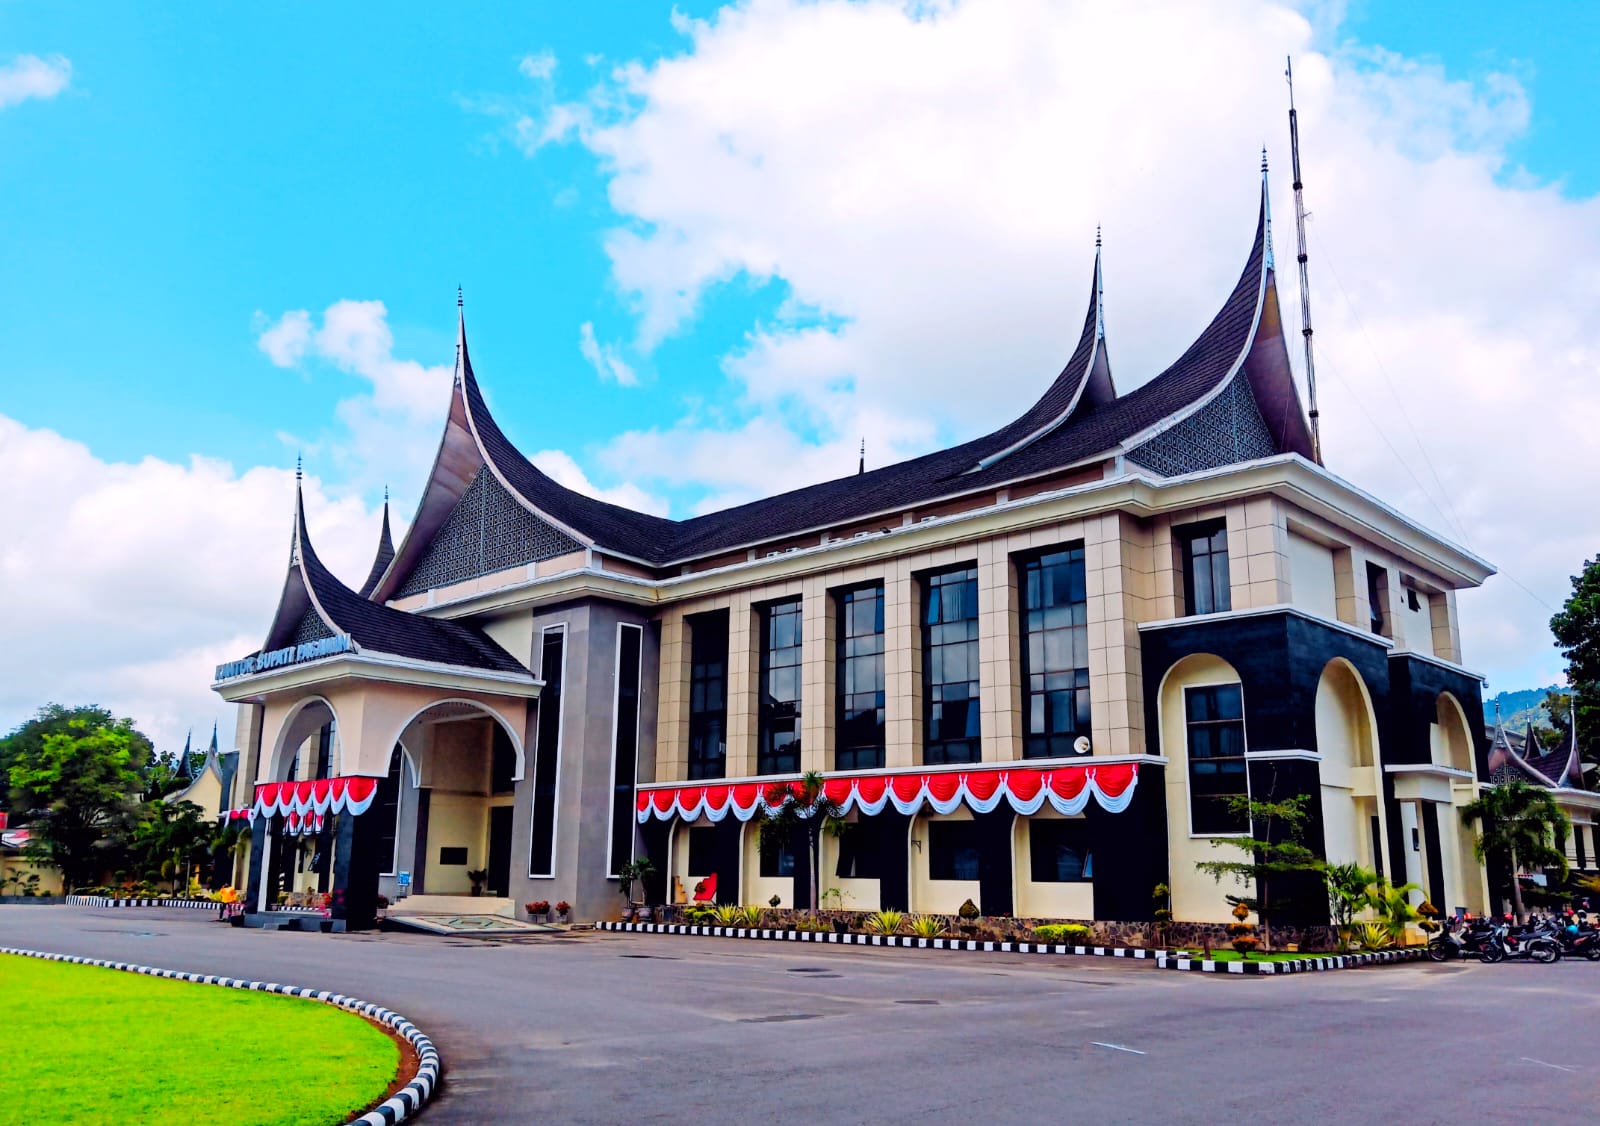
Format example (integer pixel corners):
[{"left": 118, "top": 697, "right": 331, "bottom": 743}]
[
  {"left": 250, "top": 777, "right": 380, "bottom": 824},
  {"left": 636, "top": 762, "right": 1138, "bottom": 824}
]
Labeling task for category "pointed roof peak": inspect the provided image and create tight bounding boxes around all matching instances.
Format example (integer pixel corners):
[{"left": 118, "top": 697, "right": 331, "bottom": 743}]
[
  {"left": 1094, "top": 229, "right": 1106, "bottom": 343},
  {"left": 208, "top": 721, "right": 218, "bottom": 753},
  {"left": 358, "top": 491, "right": 398, "bottom": 599}
]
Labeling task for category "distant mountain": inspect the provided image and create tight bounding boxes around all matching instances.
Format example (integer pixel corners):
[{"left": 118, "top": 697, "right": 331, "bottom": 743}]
[{"left": 1483, "top": 685, "right": 1561, "bottom": 730}]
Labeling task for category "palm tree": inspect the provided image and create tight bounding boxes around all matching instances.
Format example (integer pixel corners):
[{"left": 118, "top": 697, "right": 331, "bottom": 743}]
[
  {"left": 1461, "top": 780, "right": 1570, "bottom": 921},
  {"left": 759, "top": 771, "right": 848, "bottom": 913}
]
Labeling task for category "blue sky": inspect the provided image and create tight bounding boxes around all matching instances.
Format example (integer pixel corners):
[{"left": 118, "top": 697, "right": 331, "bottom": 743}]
[
  {"left": 2, "top": 1, "right": 1597, "bottom": 746},
  {"left": 5, "top": 1, "right": 1592, "bottom": 503}
]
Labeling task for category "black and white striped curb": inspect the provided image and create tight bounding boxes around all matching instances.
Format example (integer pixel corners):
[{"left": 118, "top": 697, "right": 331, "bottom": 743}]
[
  {"left": 67, "top": 895, "right": 217, "bottom": 910},
  {"left": 599, "top": 921, "right": 1425, "bottom": 975},
  {"left": 0, "top": 945, "right": 440, "bottom": 1124}
]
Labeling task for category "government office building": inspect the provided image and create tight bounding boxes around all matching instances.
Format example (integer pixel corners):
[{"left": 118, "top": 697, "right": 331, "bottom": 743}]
[{"left": 213, "top": 170, "right": 1498, "bottom": 931}]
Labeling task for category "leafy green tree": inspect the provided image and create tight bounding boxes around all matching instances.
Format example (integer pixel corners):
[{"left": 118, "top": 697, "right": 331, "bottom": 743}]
[
  {"left": 759, "top": 771, "right": 848, "bottom": 913},
  {"left": 1324, "top": 862, "right": 1378, "bottom": 948},
  {"left": 1196, "top": 794, "right": 1322, "bottom": 951},
  {"left": 131, "top": 799, "right": 216, "bottom": 892},
  {"left": 0, "top": 705, "right": 154, "bottom": 822},
  {"left": 8, "top": 715, "right": 148, "bottom": 890},
  {"left": 1461, "top": 780, "right": 1570, "bottom": 921},
  {"left": 1551, "top": 556, "right": 1600, "bottom": 772}
]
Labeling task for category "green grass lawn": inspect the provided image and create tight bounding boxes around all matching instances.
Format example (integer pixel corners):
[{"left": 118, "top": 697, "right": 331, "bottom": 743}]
[
  {"left": 1170, "top": 949, "right": 1336, "bottom": 962},
  {"left": 0, "top": 954, "right": 399, "bottom": 1125}
]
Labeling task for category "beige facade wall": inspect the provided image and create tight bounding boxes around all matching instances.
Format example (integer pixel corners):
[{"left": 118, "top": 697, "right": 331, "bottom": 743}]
[
  {"left": 910, "top": 809, "right": 981, "bottom": 915},
  {"left": 1314, "top": 659, "right": 1379, "bottom": 868},
  {"left": 1287, "top": 531, "right": 1338, "bottom": 621},
  {"left": 1157, "top": 652, "right": 1246, "bottom": 924},
  {"left": 740, "top": 821, "right": 792, "bottom": 908},
  {"left": 1012, "top": 811, "right": 1095, "bottom": 919}
]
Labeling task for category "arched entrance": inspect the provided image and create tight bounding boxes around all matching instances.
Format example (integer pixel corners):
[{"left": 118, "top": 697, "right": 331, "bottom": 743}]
[
  {"left": 1314, "top": 658, "right": 1384, "bottom": 874},
  {"left": 390, "top": 699, "right": 527, "bottom": 900}
]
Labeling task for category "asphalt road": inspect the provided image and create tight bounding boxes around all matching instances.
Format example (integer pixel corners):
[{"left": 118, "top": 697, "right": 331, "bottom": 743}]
[{"left": 2, "top": 906, "right": 1595, "bottom": 1124}]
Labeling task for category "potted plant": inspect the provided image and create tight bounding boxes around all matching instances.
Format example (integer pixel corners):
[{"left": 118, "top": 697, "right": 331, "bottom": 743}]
[
  {"left": 555, "top": 900, "right": 571, "bottom": 923},
  {"left": 618, "top": 857, "right": 655, "bottom": 921},
  {"left": 527, "top": 899, "right": 551, "bottom": 921},
  {"left": 467, "top": 869, "right": 487, "bottom": 897}
]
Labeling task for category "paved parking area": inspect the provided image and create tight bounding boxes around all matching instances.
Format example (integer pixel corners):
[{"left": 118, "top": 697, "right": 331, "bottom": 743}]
[{"left": 3, "top": 905, "right": 1596, "bottom": 1123}]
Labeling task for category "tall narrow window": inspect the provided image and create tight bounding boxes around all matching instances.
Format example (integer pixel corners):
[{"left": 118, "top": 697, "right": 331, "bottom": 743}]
[
  {"left": 924, "top": 565, "right": 980, "bottom": 765},
  {"left": 1366, "top": 563, "right": 1388, "bottom": 635},
  {"left": 375, "top": 748, "right": 404, "bottom": 876},
  {"left": 1021, "top": 546, "right": 1090, "bottom": 759},
  {"left": 314, "top": 722, "right": 334, "bottom": 780},
  {"left": 1179, "top": 522, "right": 1232, "bottom": 616},
  {"left": 1186, "top": 683, "right": 1248, "bottom": 834},
  {"left": 758, "top": 599, "right": 803, "bottom": 775},
  {"left": 836, "top": 584, "right": 885, "bottom": 770},
  {"left": 688, "top": 611, "right": 729, "bottom": 781},
  {"left": 490, "top": 724, "right": 517, "bottom": 794},
  {"left": 528, "top": 627, "right": 564, "bottom": 877},
  {"left": 609, "top": 624, "right": 644, "bottom": 877}
]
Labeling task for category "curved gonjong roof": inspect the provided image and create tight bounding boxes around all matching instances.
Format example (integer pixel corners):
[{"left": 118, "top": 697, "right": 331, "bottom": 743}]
[
  {"left": 375, "top": 172, "right": 1314, "bottom": 585},
  {"left": 257, "top": 484, "right": 526, "bottom": 675}
]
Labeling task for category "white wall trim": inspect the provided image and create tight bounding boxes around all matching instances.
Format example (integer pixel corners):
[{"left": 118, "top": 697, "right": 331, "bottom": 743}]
[{"left": 1138, "top": 603, "right": 1396, "bottom": 650}]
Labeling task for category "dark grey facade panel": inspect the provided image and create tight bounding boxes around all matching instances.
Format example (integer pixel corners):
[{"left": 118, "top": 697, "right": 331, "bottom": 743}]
[
  {"left": 1125, "top": 371, "right": 1279, "bottom": 478},
  {"left": 398, "top": 465, "right": 583, "bottom": 597}
]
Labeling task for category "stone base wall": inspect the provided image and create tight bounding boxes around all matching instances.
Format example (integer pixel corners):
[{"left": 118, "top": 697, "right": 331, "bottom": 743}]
[{"left": 652, "top": 905, "right": 1342, "bottom": 953}]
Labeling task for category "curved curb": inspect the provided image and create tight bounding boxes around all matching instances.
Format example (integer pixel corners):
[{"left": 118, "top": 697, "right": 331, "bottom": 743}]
[
  {"left": 600, "top": 921, "right": 1426, "bottom": 975},
  {"left": 67, "top": 894, "right": 216, "bottom": 910},
  {"left": 0, "top": 945, "right": 440, "bottom": 1124}
]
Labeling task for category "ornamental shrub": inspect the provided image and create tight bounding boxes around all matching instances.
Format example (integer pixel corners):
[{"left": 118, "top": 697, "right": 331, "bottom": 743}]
[{"left": 1033, "top": 923, "right": 1093, "bottom": 943}]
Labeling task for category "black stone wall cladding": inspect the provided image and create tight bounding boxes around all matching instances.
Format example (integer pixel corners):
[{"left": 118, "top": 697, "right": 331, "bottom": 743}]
[
  {"left": 599, "top": 922, "right": 1423, "bottom": 976},
  {"left": 1138, "top": 611, "right": 1484, "bottom": 919},
  {"left": 1387, "top": 654, "right": 1490, "bottom": 774},
  {"left": 0, "top": 945, "right": 440, "bottom": 1125}
]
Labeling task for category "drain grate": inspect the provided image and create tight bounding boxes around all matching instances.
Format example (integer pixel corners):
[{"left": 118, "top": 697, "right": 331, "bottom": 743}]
[
  {"left": 786, "top": 967, "right": 832, "bottom": 974},
  {"left": 739, "top": 1013, "right": 821, "bottom": 1023}
]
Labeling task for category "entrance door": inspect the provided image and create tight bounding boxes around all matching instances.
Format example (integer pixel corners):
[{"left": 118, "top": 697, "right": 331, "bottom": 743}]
[{"left": 487, "top": 807, "right": 513, "bottom": 898}]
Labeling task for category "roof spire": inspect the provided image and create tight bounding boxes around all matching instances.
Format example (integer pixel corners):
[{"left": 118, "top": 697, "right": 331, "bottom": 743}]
[
  {"left": 858, "top": 437, "right": 865, "bottom": 476},
  {"left": 1286, "top": 55, "right": 1323, "bottom": 466},
  {"left": 1260, "top": 147, "right": 1275, "bottom": 272},
  {"left": 1094, "top": 227, "right": 1106, "bottom": 342},
  {"left": 295, "top": 452, "right": 302, "bottom": 483},
  {"left": 454, "top": 287, "right": 466, "bottom": 386}
]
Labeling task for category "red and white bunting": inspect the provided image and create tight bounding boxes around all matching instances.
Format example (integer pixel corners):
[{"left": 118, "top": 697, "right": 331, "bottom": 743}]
[
  {"left": 636, "top": 762, "right": 1138, "bottom": 824},
  {"left": 250, "top": 776, "right": 381, "bottom": 821}
]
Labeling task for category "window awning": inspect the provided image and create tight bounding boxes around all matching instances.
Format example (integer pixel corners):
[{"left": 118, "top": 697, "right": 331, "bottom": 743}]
[
  {"left": 636, "top": 762, "right": 1138, "bottom": 824},
  {"left": 251, "top": 777, "right": 380, "bottom": 820}
]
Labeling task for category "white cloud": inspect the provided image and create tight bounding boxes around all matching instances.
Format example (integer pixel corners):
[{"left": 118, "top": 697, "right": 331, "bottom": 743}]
[
  {"left": 531, "top": 449, "right": 668, "bottom": 515},
  {"left": 256, "top": 300, "right": 456, "bottom": 494},
  {"left": 578, "top": 321, "right": 639, "bottom": 386},
  {"left": 0, "top": 415, "right": 387, "bottom": 751},
  {"left": 0, "top": 53, "right": 70, "bottom": 109},
  {"left": 256, "top": 308, "right": 312, "bottom": 367},
  {"left": 519, "top": 50, "right": 558, "bottom": 81},
  {"left": 521, "top": 0, "right": 1600, "bottom": 691}
]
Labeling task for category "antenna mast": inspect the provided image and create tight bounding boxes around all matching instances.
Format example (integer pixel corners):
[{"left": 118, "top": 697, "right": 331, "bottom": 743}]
[{"left": 1286, "top": 56, "right": 1322, "bottom": 465}]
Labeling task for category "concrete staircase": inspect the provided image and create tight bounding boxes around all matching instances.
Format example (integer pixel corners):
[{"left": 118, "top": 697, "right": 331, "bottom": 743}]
[{"left": 389, "top": 894, "right": 514, "bottom": 918}]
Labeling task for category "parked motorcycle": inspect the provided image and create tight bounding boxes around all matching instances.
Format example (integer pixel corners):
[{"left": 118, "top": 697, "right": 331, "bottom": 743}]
[
  {"left": 1478, "top": 919, "right": 1563, "bottom": 964},
  {"left": 1427, "top": 917, "right": 1499, "bottom": 962},
  {"left": 1551, "top": 917, "right": 1600, "bottom": 961}
]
